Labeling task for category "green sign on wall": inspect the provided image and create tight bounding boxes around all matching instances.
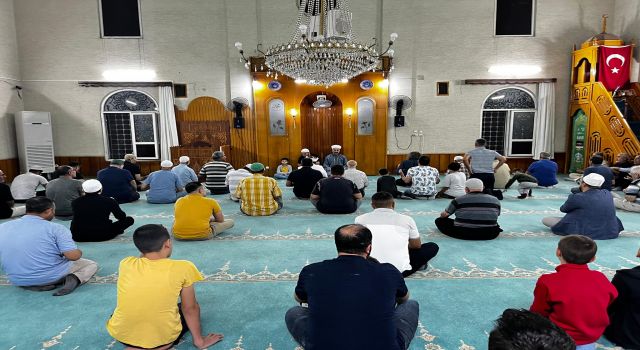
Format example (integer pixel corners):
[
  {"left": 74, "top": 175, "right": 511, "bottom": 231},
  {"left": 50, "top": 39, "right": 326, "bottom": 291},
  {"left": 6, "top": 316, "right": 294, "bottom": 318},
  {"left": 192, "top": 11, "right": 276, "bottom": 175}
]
[{"left": 569, "top": 109, "right": 588, "bottom": 173}]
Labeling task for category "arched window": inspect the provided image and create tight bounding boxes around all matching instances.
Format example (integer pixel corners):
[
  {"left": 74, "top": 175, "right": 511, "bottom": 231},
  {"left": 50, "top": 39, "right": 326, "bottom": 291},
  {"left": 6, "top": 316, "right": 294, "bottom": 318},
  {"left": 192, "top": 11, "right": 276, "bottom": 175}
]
[
  {"left": 101, "top": 90, "right": 159, "bottom": 160},
  {"left": 482, "top": 87, "right": 536, "bottom": 156},
  {"left": 357, "top": 98, "right": 375, "bottom": 135}
]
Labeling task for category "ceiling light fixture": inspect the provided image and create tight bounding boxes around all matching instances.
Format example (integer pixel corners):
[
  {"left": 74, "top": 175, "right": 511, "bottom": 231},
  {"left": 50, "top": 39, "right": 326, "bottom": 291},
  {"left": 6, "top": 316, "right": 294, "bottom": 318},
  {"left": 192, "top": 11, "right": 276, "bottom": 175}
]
[{"left": 235, "top": 0, "right": 396, "bottom": 87}]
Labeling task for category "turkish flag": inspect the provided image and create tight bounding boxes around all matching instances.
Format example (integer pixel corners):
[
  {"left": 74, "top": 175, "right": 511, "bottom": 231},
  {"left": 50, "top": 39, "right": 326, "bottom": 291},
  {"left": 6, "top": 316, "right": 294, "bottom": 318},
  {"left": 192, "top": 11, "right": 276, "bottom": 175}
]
[{"left": 598, "top": 45, "right": 632, "bottom": 91}]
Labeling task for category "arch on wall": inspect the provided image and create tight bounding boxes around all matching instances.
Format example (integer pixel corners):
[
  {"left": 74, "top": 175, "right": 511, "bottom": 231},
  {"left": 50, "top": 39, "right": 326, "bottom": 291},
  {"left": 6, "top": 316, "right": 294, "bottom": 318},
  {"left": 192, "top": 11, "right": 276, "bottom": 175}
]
[
  {"left": 300, "top": 92, "right": 343, "bottom": 159},
  {"left": 481, "top": 87, "right": 537, "bottom": 156},
  {"left": 100, "top": 89, "right": 159, "bottom": 160}
]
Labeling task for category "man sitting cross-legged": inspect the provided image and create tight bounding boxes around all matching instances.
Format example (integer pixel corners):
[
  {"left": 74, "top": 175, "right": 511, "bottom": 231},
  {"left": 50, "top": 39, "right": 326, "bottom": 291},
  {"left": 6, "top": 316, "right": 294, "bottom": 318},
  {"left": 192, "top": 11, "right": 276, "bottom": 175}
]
[
  {"left": 435, "top": 178, "right": 503, "bottom": 240},
  {"left": 0, "top": 168, "right": 26, "bottom": 219},
  {"left": 310, "top": 164, "right": 362, "bottom": 214},
  {"left": 71, "top": 180, "right": 135, "bottom": 242},
  {"left": 355, "top": 191, "right": 439, "bottom": 277},
  {"left": 285, "top": 224, "right": 419, "bottom": 350},
  {"left": 141, "top": 160, "right": 183, "bottom": 204},
  {"left": 173, "top": 182, "right": 234, "bottom": 240},
  {"left": 106, "top": 224, "right": 224, "bottom": 350},
  {"left": 235, "top": 163, "right": 283, "bottom": 216},
  {"left": 400, "top": 155, "right": 440, "bottom": 199},
  {"left": 287, "top": 158, "right": 324, "bottom": 199},
  {"left": 0, "top": 197, "right": 98, "bottom": 296},
  {"left": 45, "top": 165, "right": 84, "bottom": 219}
]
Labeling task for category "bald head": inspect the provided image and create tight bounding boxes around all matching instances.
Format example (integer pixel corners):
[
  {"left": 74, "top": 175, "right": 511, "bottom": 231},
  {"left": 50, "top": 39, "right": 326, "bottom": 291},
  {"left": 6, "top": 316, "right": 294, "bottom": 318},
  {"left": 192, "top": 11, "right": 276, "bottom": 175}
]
[
  {"left": 334, "top": 224, "right": 372, "bottom": 255},
  {"left": 347, "top": 160, "right": 357, "bottom": 168}
]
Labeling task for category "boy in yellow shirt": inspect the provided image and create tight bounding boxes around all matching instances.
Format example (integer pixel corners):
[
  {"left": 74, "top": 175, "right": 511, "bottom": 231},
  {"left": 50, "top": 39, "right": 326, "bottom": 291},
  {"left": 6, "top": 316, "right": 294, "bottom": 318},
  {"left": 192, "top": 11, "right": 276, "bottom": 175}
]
[
  {"left": 106, "top": 224, "right": 223, "bottom": 349},
  {"left": 173, "top": 182, "right": 234, "bottom": 240}
]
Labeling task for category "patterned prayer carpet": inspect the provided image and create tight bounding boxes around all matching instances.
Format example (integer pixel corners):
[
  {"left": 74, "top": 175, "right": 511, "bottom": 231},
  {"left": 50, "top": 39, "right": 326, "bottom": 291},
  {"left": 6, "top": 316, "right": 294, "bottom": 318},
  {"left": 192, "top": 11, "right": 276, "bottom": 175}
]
[{"left": 1, "top": 178, "right": 638, "bottom": 350}]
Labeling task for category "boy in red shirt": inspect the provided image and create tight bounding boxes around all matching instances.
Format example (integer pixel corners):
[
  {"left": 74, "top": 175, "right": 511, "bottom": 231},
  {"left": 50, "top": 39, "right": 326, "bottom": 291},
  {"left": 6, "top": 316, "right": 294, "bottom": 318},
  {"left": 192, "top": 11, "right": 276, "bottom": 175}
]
[{"left": 530, "top": 235, "right": 618, "bottom": 350}]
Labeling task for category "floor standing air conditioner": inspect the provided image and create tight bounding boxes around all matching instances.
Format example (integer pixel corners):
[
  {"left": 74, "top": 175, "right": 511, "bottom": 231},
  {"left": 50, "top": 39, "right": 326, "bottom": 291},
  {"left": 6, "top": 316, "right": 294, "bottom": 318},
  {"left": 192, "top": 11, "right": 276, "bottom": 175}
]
[{"left": 15, "top": 111, "right": 56, "bottom": 173}]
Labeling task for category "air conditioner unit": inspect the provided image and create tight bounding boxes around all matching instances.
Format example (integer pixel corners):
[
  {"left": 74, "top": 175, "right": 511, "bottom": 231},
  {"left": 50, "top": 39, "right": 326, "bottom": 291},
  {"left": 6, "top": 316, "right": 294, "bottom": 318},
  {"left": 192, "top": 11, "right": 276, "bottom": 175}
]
[
  {"left": 326, "top": 10, "right": 352, "bottom": 40},
  {"left": 15, "top": 111, "right": 56, "bottom": 173}
]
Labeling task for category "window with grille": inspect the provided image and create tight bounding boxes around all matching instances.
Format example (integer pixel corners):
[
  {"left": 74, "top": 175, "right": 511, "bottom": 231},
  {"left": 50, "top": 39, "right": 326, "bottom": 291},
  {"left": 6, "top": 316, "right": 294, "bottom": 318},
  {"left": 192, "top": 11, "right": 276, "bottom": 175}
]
[
  {"left": 102, "top": 90, "right": 158, "bottom": 160},
  {"left": 482, "top": 88, "right": 536, "bottom": 156}
]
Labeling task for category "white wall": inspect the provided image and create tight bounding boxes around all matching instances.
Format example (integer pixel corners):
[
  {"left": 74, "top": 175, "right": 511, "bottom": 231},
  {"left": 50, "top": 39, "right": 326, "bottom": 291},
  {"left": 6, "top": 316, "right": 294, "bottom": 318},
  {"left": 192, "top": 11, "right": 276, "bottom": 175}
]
[
  {"left": 11, "top": 0, "right": 622, "bottom": 157},
  {"left": 0, "top": 0, "right": 21, "bottom": 159},
  {"left": 613, "top": 0, "right": 640, "bottom": 82}
]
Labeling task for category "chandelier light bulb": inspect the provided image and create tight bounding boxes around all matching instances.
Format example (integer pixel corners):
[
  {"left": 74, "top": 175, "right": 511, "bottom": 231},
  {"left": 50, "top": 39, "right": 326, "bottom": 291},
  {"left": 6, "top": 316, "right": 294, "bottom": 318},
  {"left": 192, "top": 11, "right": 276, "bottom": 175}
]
[
  {"left": 234, "top": 42, "right": 243, "bottom": 50},
  {"left": 390, "top": 33, "right": 398, "bottom": 41},
  {"left": 387, "top": 49, "right": 395, "bottom": 57},
  {"left": 299, "top": 24, "right": 307, "bottom": 34}
]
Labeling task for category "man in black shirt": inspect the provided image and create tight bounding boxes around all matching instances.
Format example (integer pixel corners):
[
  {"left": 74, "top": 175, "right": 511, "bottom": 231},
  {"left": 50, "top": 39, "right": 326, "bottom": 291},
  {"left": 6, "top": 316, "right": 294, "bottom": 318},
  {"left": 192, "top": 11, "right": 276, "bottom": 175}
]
[
  {"left": 377, "top": 168, "right": 404, "bottom": 198},
  {"left": 285, "top": 224, "right": 419, "bottom": 350},
  {"left": 0, "top": 169, "right": 26, "bottom": 219},
  {"left": 124, "top": 154, "right": 144, "bottom": 190},
  {"left": 310, "top": 165, "right": 362, "bottom": 214},
  {"left": 70, "top": 179, "right": 134, "bottom": 242},
  {"left": 287, "top": 158, "right": 324, "bottom": 199}
]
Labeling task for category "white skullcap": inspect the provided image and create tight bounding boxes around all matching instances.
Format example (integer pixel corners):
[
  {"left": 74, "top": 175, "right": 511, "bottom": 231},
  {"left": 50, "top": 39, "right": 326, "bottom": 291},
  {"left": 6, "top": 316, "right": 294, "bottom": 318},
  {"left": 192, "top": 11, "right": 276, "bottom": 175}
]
[
  {"left": 465, "top": 178, "right": 484, "bottom": 191},
  {"left": 331, "top": 145, "right": 342, "bottom": 149},
  {"left": 454, "top": 156, "right": 464, "bottom": 161},
  {"left": 161, "top": 160, "right": 173, "bottom": 168},
  {"left": 179, "top": 156, "right": 190, "bottom": 163},
  {"left": 82, "top": 179, "right": 102, "bottom": 193},
  {"left": 301, "top": 148, "right": 310, "bottom": 153},
  {"left": 582, "top": 173, "right": 605, "bottom": 187}
]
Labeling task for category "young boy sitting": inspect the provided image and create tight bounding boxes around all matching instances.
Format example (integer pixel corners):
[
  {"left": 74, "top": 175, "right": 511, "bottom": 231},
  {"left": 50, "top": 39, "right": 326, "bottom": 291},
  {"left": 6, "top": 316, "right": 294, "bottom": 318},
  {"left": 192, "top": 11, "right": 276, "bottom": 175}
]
[
  {"left": 376, "top": 168, "right": 404, "bottom": 198},
  {"left": 274, "top": 158, "right": 293, "bottom": 179},
  {"left": 106, "top": 224, "right": 223, "bottom": 349},
  {"left": 530, "top": 235, "right": 618, "bottom": 350}
]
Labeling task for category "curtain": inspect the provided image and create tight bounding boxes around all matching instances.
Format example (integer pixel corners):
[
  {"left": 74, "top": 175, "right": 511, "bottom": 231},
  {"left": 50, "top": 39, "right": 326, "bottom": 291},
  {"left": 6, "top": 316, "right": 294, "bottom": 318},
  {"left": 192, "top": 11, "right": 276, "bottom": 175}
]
[
  {"left": 533, "top": 82, "right": 555, "bottom": 159},
  {"left": 158, "top": 86, "right": 179, "bottom": 161}
]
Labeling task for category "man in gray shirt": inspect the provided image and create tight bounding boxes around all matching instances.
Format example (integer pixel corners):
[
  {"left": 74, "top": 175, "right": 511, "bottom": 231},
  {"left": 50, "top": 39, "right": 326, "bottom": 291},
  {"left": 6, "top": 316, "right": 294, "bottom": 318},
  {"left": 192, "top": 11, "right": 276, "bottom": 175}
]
[
  {"left": 45, "top": 165, "right": 84, "bottom": 219},
  {"left": 463, "top": 138, "right": 507, "bottom": 195}
]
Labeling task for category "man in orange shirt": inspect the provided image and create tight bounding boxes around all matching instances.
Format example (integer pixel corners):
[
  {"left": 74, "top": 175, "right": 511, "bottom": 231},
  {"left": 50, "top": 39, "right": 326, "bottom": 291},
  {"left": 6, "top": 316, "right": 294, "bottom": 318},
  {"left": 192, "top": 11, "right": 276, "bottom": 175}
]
[{"left": 172, "top": 182, "right": 234, "bottom": 240}]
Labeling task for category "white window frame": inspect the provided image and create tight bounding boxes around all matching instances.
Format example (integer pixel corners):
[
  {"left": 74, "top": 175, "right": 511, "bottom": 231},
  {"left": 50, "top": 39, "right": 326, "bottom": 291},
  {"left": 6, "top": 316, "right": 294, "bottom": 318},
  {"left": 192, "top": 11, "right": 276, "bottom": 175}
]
[
  {"left": 494, "top": 0, "right": 536, "bottom": 37},
  {"left": 98, "top": 0, "right": 143, "bottom": 39},
  {"left": 100, "top": 89, "right": 159, "bottom": 160},
  {"left": 505, "top": 110, "right": 536, "bottom": 157},
  {"left": 131, "top": 113, "right": 159, "bottom": 159}
]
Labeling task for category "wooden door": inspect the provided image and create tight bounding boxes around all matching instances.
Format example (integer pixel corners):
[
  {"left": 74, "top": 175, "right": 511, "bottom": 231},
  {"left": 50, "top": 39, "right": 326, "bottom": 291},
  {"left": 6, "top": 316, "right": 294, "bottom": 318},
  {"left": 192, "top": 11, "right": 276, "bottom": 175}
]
[{"left": 301, "top": 93, "right": 343, "bottom": 160}]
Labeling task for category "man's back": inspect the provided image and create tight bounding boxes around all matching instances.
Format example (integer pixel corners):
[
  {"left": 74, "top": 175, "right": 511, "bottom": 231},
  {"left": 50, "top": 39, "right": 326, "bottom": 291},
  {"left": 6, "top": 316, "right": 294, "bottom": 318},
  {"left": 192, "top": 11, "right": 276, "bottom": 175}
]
[
  {"left": 173, "top": 195, "right": 221, "bottom": 239},
  {"left": 98, "top": 167, "right": 135, "bottom": 201},
  {"left": 11, "top": 173, "right": 48, "bottom": 200},
  {"left": 377, "top": 175, "right": 399, "bottom": 195},
  {"left": 407, "top": 166, "right": 439, "bottom": 196},
  {"left": 288, "top": 167, "right": 324, "bottom": 198},
  {"left": 145, "top": 170, "right": 181, "bottom": 203},
  {"left": 226, "top": 168, "right": 252, "bottom": 194},
  {"left": 200, "top": 161, "right": 233, "bottom": 189},
  {"left": 236, "top": 174, "right": 282, "bottom": 216},
  {"left": 583, "top": 165, "right": 614, "bottom": 191},
  {"left": 355, "top": 209, "right": 418, "bottom": 272},
  {"left": 46, "top": 177, "right": 83, "bottom": 216},
  {"left": 344, "top": 168, "right": 368, "bottom": 189},
  {"left": 296, "top": 256, "right": 407, "bottom": 350},
  {"left": 106, "top": 256, "right": 203, "bottom": 349},
  {"left": 171, "top": 164, "right": 197, "bottom": 187},
  {"left": 555, "top": 189, "right": 623, "bottom": 239},
  {"left": 527, "top": 159, "right": 558, "bottom": 187},
  {"left": 0, "top": 215, "right": 75, "bottom": 286},
  {"left": 313, "top": 177, "right": 359, "bottom": 214},
  {"left": 71, "top": 194, "right": 124, "bottom": 237},
  {"left": 467, "top": 147, "right": 499, "bottom": 173},
  {"left": 447, "top": 192, "right": 501, "bottom": 228}
]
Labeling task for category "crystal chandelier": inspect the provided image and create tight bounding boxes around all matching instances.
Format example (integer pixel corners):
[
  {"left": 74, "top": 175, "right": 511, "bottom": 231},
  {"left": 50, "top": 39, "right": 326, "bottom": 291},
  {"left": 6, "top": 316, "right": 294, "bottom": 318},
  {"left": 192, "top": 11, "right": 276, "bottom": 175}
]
[{"left": 235, "top": 0, "right": 396, "bottom": 87}]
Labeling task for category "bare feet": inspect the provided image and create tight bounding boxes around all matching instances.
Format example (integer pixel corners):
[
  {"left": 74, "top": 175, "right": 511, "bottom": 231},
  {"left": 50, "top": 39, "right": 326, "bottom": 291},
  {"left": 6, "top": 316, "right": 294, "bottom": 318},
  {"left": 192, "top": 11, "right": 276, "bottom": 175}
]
[{"left": 194, "top": 333, "right": 224, "bottom": 349}]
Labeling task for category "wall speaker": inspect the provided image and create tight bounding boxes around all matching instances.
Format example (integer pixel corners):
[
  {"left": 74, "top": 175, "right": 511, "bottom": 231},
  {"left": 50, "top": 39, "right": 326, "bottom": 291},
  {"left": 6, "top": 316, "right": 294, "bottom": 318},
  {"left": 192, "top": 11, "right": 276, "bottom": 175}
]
[{"left": 394, "top": 115, "right": 405, "bottom": 127}]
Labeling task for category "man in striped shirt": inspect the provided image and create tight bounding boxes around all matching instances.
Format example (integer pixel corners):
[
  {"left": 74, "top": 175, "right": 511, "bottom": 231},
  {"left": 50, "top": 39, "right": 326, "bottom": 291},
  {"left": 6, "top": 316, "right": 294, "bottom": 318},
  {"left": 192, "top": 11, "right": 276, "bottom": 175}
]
[
  {"left": 199, "top": 151, "right": 234, "bottom": 195},
  {"left": 434, "top": 178, "right": 502, "bottom": 240},
  {"left": 235, "top": 163, "right": 283, "bottom": 216}
]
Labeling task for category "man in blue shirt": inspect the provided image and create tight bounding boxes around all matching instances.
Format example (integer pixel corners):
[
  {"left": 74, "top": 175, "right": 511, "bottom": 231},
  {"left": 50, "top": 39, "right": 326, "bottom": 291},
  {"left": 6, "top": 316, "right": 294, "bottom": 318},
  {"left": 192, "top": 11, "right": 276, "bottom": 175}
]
[
  {"left": 141, "top": 160, "right": 183, "bottom": 204},
  {"left": 543, "top": 173, "right": 623, "bottom": 240},
  {"left": 323, "top": 144, "right": 348, "bottom": 173},
  {"left": 526, "top": 152, "right": 558, "bottom": 187},
  {"left": 171, "top": 156, "right": 198, "bottom": 191},
  {"left": 285, "top": 224, "right": 419, "bottom": 350},
  {"left": 0, "top": 197, "right": 98, "bottom": 296},
  {"left": 97, "top": 159, "right": 140, "bottom": 203}
]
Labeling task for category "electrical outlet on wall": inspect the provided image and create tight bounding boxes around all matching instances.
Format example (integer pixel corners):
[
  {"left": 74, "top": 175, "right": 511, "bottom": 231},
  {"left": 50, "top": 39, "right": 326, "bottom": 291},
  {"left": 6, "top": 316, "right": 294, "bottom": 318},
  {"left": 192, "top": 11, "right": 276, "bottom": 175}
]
[
  {"left": 412, "top": 130, "right": 418, "bottom": 136},
  {"left": 418, "top": 130, "right": 424, "bottom": 136}
]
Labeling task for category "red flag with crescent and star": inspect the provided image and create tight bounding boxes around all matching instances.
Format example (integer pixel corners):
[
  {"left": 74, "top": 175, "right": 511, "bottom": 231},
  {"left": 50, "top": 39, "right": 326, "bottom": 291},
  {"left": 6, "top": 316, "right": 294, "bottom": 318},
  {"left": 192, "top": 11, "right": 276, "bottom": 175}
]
[{"left": 598, "top": 45, "right": 632, "bottom": 91}]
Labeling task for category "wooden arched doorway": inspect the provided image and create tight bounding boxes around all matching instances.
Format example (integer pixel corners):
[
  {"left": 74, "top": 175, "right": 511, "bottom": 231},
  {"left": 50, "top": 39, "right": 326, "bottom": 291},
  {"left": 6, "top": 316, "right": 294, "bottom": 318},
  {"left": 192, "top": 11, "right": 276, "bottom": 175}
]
[{"left": 301, "top": 92, "right": 343, "bottom": 159}]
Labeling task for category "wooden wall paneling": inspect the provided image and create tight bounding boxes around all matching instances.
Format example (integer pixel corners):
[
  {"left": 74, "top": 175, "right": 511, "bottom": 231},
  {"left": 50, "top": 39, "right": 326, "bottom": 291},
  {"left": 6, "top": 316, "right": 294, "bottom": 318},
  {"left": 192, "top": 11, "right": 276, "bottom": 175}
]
[
  {"left": 0, "top": 158, "right": 19, "bottom": 182},
  {"left": 229, "top": 105, "right": 257, "bottom": 169}
]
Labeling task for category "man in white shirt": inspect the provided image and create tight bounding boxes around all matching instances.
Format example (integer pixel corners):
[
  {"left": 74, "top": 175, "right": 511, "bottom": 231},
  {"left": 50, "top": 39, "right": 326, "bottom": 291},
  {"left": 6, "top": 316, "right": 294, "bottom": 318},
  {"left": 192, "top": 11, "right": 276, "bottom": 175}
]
[
  {"left": 355, "top": 191, "right": 439, "bottom": 277},
  {"left": 225, "top": 164, "right": 252, "bottom": 201},
  {"left": 344, "top": 160, "right": 369, "bottom": 196},
  {"left": 10, "top": 167, "right": 49, "bottom": 202},
  {"left": 308, "top": 157, "right": 328, "bottom": 177},
  {"left": 436, "top": 162, "right": 467, "bottom": 199}
]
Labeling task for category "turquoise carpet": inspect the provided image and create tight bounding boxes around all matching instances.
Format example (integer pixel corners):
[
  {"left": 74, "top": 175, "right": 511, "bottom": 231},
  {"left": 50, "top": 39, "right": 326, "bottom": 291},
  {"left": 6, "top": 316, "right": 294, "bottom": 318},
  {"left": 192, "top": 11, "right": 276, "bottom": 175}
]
[{"left": 1, "top": 178, "right": 638, "bottom": 349}]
